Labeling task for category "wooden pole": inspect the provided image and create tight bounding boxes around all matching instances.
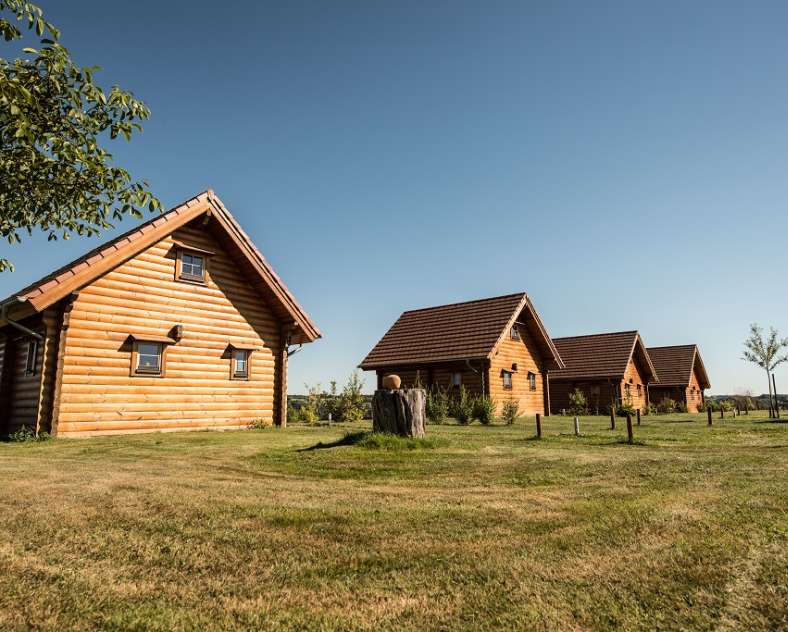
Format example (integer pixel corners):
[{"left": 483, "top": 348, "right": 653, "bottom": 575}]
[
  {"left": 773, "top": 373, "right": 780, "bottom": 419},
  {"left": 535, "top": 413, "right": 542, "bottom": 439},
  {"left": 707, "top": 407, "right": 712, "bottom": 426},
  {"left": 573, "top": 416, "right": 580, "bottom": 436},
  {"left": 610, "top": 406, "right": 616, "bottom": 430},
  {"left": 720, "top": 407, "right": 724, "bottom": 419},
  {"left": 636, "top": 408, "right": 641, "bottom": 426},
  {"left": 626, "top": 413, "right": 633, "bottom": 444}
]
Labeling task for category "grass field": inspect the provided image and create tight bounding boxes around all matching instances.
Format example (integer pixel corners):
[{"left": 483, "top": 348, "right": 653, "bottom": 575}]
[{"left": 1, "top": 412, "right": 786, "bottom": 631}]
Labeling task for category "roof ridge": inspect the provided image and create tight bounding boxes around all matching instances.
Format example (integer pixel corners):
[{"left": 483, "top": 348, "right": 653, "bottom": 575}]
[
  {"left": 647, "top": 344, "right": 697, "bottom": 350},
  {"left": 553, "top": 330, "right": 638, "bottom": 342},
  {"left": 401, "top": 292, "right": 526, "bottom": 315}
]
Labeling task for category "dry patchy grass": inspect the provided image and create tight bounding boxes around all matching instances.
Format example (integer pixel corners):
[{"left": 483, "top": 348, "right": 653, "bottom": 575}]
[{"left": 0, "top": 412, "right": 785, "bottom": 631}]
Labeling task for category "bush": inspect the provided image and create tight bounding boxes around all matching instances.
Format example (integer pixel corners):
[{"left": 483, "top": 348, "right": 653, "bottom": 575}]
[
  {"left": 719, "top": 399, "right": 734, "bottom": 412},
  {"left": 247, "top": 419, "right": 268, "bottom": 430},
  {"left": 501, "top": 399, "right": 520, "bottom": 425},
  {"left": 426, "top": 386, "right": 449, "bottom": 424},
  {"left": 337, "top": 371, "right": 366, "bottom": 422},
  {"left": 449, "top": 386, "right": 474, "bottom": 424},
  {"left": 472, "top": 395, "right": 496, "bottom": 425},
  {"left": 617, "top": 402, "right": 636, "bottom": 417},
  {"left": 9, "top": 426, "right": 50, "bottom": 442},
  {"left": 657, "top": 398, "right": 676, "bottom": 414},
  {"left": 568, "top": 388, "right": 587, "bottom": 416},
  {"left": 675, "top": 401, "right": 688, "bottom": 413}
]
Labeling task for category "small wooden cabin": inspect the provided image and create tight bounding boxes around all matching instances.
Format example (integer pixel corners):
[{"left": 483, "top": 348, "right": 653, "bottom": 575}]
[
  {"left": 359, "top": 293, "right": 565, "bottom": 416},
  {"left": 0, "top": 190, "right": 320, "bottom": 437},
  {"left": 549, "top": 331, "right": 658, "bottom": 414},
  {"left": 647, "top": 345, "right": 710, "bottom": 412}
]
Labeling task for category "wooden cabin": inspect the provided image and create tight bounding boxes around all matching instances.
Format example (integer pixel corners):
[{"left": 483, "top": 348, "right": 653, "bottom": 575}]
[
  {"left": 0, "top": 191, "right": 320, "bottom": 437},
  {"left": 549, "top": 331, "right": 658, "bottom": 414},
  {"left": 647, "top": 345, "right": 710, "bottom": 412},
  {"left": 359, "top": 293, "right": 565, "bottom": 416}
]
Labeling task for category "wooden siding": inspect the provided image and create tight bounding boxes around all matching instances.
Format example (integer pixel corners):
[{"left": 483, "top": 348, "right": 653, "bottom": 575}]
[
  {"left": 375, "top": 362, "right": 485, "bottom": 394},
  {"left": 650, "top": 366, "right": 706, "bottom": 413},
  {"left": 1, "top": 328, "right": 44, "bottom": 434},
  {"left": 52, "top": 221, "right": 283, "bottom": 436},
  {"left": 488, "top": 327, "right": 546, "bottom": 416},
  {"left": 551, "top": 355, "right": 651, "bottom": 415},
  {"left": 621, "top": 357, "right": 648, "bottom": 411}
]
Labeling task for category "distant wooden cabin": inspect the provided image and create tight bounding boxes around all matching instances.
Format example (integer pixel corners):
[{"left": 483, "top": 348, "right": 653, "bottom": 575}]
[
  {"left": 550, "top": 331, "right": 658, "bottom": 414},
  {"left": 647, "top": 345, "right": 710, "bottom": 412},
  {"left": 359, "top": 293, "right": 564, "bottom": 416},
  {"left": 0, "top": 191, "right": 320, "bottom": 437}
]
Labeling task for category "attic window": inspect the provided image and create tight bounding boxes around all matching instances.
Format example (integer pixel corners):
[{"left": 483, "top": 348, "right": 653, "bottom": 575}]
[
  {"left": 25, "top": 339, "right": 38, "bottom": 376},
  {"left": 502, "top": 370, "right": 513, "bottom": 390},
  {"left": 510, "top": 327, "right": 520, "bottom": 341},
  {"left": 174, "top": 243, "right": 214, "bottom": 284},
  {"left": 528, "top": 372, "right": 536, "bottom": 391}
]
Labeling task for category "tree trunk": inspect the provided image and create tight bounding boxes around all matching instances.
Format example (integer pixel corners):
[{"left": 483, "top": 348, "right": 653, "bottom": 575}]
[
  {"left": 767, "top": 369, "right": 775, "bottom": 417},
  {"left": 372, "top": 388, "right": 426, "bottom": 438}
]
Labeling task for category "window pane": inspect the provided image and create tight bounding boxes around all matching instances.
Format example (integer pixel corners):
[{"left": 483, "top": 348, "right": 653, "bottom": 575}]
[
  {"left": 182, "top": 253, "right": 204, "bottom": 278},
  {"left": 136, "top": 343, "right": 161, "bottom": 372},
  {"left": 234, "top": 350, "right": 248, "bottom": 375}
]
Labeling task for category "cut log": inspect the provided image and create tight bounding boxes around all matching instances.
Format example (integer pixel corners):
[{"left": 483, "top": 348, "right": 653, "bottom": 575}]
[{"left": 372, "top": 388, "right": 426, "bottom": 438}]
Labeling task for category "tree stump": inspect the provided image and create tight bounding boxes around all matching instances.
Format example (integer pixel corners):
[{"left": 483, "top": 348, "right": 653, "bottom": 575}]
[{"left": 372, "top": 388, "right": 426, "bottom": 438}]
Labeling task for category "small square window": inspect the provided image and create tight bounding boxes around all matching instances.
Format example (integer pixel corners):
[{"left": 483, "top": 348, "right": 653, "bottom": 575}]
[
  {"left": 179, "top": 251, "right": 205, "bottom": 282},
  {"left": 502, "top": 371, "right": 513, "bottom": 390},
  {"left": 510, "top": 327, "right": 520, "bottom": 341},
  {"left": 451, "top": 372, "right": 462, "bottom": 387},
  {"left": 528, "top": 372, "right": 536, "bottom": 391},
  {"left": 135, "top": 342, "right": 163, "bottom": 375},
  {"left": 233, "top": 349, "right": 249, "bottom": 379},
  {"left": 25, "top": 339, "right": 38, "bottom": 376}
]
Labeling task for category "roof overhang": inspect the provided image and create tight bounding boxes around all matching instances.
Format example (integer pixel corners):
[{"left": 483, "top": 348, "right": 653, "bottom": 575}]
[
  {"left": 631, "top": 334, "right": 659, "bottom": 382},
  {"left": 0, "top": 191, "right": 321, "bottom": 345}
]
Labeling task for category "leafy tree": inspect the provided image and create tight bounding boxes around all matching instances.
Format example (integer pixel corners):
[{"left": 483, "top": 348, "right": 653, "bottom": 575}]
[
  {"left": 567, "top": 388, "right": 587, "bottom": 416},
  {"left": 337, "top": 372, "right": 366, "bottom": 422},
  {"left": 742, "top": 323, "right": 788, "bottom": 414},
  {"left": 1, "top": 1, "right": 159, "bottom": 271}
]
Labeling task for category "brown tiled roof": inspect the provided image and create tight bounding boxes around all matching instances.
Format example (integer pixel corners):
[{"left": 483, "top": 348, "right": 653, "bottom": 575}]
[
  {"left": 648, "top": 345, "right": 710, "bottom": 388},
  {"left": 1, "top": 190, "right": 321, "bottom": 342},
  {"left": 551, "top": 331, "right": 657, "bottom": 381},
  {"left": 359, "top": 293, "right": 563, "bottom": 370}
]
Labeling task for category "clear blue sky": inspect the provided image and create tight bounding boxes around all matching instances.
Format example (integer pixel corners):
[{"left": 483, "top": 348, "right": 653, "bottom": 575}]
[{"left": 2, "top": 1, "right": 787, "bottom": 395}]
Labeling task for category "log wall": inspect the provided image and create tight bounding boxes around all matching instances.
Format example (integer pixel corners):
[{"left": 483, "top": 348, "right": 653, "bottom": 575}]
[
  {"left": 487, "top": 327, "right": 546, "bottom": 416},
  {"left": 52, "top": 221, "right": 283, "bottom": 436}
]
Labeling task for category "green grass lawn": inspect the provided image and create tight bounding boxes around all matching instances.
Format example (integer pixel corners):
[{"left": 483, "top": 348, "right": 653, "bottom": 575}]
[{"left": 1, "top": 412, "right": 786, "bottom": 631}]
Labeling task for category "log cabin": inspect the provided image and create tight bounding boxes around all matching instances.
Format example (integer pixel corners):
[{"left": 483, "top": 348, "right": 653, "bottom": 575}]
[
  {"left": 359, "top": 293, "right": 565, "bottom": 416},
  {"left": 0, "top": 190, "right": 320, "bottom": 437},
  {"left": 647, "top": 345, "right": 710, "bottom": 412},
  {"left": 549, "top": 331, "right": 658, "bottom": 414}
]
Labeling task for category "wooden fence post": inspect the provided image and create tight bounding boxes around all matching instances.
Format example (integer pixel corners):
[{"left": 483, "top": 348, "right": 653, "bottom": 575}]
[
  {"left": 610, "top": 408, "right": 616, "bottom": 430},
  {"left": 573, "top": 416, "right": 580, "bottom": 436},
  {"left": 626, "top": 413, "right": 633, "bottom": 444},
  {"left": 707, "top": 407, "right": 712, "bottom": 426},
  {"left": 720, "top": 407, "right": 724, "bottom": 419},
  {"left": 636, "top": 408, "right": 641, "bottom": 426},
  {"left": 535, "top": 413, "right": 542, "bottom": 439}
]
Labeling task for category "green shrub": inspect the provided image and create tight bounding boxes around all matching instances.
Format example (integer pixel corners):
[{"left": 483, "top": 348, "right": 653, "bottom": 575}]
[
  {"left": 568, "top": 388, "right": 587, "bottom": 416},
  {"left": 501, "top": 399, "right": 520, "bottom": 425},
  {"left": 675, "top": 401, "right": 688, "bottom": 413},
  {"left": 426, "top": 386, "right": 449, "bottom": 424},
  {"left": 617, "top": 402, "right": 636, "bottom": 417},
  {"left": 247, "top": 419, "right": 268, "bottom": 430},
  {"left": 337, "top": 371, "right": 366, "bottom": 422},
  {"left": 9, "top": 426, "right": 50, "bottom": 443},
  {"left": 472, "top": 395, "right": 496, "bottom": 425},
  {"left": 657, "top": 398, "right": 676, "bottom": 414},
  {"left": 450, "top": 386, "right": 474, "bottom": 424},
  {"left": 719, "top": 399, "right": 734, "bottom": 412}
]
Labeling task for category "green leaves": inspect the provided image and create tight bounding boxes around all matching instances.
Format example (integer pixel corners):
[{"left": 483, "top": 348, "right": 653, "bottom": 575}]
[{"left": 0, "top": 0, "right": 160, "bottom": 273}]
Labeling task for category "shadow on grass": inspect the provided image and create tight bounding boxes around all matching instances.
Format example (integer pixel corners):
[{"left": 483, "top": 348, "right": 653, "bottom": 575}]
[
  {"left": 754, "top": 419, "right": 788, "bottom": 424},
  {"left": 298, "top": 431, "right": 368, "bottom": 452},
  {"left": 665, "top": 419, "right": 698, "bottom": 424}
]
